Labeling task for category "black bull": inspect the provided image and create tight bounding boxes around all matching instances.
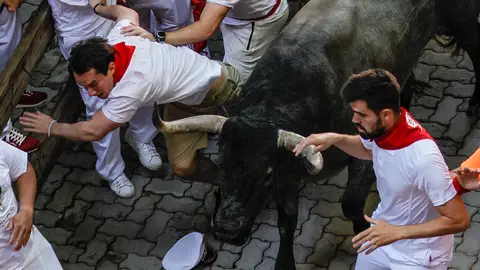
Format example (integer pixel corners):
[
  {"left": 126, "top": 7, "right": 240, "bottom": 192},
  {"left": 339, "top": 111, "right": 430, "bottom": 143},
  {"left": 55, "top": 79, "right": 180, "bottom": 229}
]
[{"left": 155, "top": 0, "right": 480, "bottom": 269}]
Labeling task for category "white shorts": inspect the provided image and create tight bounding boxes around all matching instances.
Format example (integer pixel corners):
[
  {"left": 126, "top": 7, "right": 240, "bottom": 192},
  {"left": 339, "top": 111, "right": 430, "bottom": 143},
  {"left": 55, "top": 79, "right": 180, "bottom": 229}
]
[
  {"left": 355, "top": 247, "right": 449, "bottom": 270},
  {"left": 221, "top": 0, "right": 289, "bottom": 81}
]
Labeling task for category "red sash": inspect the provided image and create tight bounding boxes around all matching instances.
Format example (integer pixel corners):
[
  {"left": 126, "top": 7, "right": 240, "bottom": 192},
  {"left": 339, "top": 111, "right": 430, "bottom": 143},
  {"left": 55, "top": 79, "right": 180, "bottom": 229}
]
[
  {"left": 373, "top": 107, "right": 433, "bottom": 150},
  {"left": 112, "top": 42, "right": 135, "bottom": 84}
]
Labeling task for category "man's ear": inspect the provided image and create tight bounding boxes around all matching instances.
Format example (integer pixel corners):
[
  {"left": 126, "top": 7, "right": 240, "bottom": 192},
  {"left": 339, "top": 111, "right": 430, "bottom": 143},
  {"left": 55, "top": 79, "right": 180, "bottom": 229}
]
[
  {"left": 380, "top": 109, "right": 395, "bottom": 123},
  {"left": 108, "top": 62, "right": 115, "bottom": 74}
]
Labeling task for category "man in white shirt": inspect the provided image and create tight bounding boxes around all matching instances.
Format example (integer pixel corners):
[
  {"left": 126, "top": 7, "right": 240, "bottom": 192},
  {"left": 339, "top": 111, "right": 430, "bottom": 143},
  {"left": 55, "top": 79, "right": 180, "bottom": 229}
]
[
  {"left": 121, "top": 0, "right": 289, "bottom": 82},
  {"left": 1, "top": 0, "right": 49, "bottom": 154},
  {"left": 0, "top": 140, "right": 62, "bottom": 270},
  {"left": 293, "top": 69, "right": 470, "bottom": 269},
  {"left": 20, "top": 3, "right": 243, "bottom": 183},
  {"left": 47, "top": 0, "right": 163, "bottom": 198}
]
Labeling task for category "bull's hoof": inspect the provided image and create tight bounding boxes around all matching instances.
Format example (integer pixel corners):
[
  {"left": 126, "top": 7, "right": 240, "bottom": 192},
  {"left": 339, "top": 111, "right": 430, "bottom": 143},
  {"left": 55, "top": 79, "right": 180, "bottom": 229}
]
[
  {"left": 198, "top": 245, "right": 218, "bottom": 267},
  {"left": 467, "top": 103, "right": 479, "bottom": 117}
]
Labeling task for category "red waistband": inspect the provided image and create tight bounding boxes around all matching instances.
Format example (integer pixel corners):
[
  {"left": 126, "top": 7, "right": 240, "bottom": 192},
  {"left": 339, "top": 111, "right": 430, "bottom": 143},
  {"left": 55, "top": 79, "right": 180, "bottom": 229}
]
[{"left": 236, "top": 0, "right": 281, "bottom": 21}]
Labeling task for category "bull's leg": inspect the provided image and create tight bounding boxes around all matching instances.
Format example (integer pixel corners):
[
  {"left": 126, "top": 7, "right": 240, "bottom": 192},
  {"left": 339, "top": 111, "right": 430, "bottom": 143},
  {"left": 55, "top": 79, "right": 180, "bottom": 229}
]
[
  {"left": 402, "top": 73, "right": 432, "bottom": 110},
  {"left": 342, "top": 158, "right": 376, "bottom": 234},
  {"left": 272, "top": 166, "right": 300, "bottom": 270},
  {"left": 443, "top": 9, "right": 479, "bottom": 115}
]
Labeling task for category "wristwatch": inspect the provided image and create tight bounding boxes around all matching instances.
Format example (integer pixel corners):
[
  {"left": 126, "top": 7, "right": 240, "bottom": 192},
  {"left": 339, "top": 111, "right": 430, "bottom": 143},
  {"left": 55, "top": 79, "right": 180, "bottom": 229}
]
[{"left": 155, "top": 31, "right": 166, "bottom": 43}]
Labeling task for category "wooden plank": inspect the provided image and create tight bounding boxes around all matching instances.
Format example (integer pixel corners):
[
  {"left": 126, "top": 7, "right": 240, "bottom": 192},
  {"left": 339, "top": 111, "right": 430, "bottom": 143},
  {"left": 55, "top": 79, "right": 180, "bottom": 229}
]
[
  {"left": 0, "top": 1, "right": 85, "bottom": 190},
  {"left": 0, "top": 0, "right": 54, "bottom": 130},
  {"left": 30, "top": 76, "right": 84, "bottom": 191}
]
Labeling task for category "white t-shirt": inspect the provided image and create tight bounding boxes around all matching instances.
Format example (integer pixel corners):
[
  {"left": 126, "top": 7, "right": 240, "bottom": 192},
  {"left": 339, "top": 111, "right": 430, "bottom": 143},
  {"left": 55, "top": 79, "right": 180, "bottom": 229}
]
[
  {"left": 48, "top": 0, "right": 109, "bottom": 38},
  {"left": 102, "top": 19, "right": 222, "bottom": 124},
  {"left": 0, "top": 141, "right": 50, "bottom": 270},
  {"left": 361, "top": 138, "right": 457, "bottom": 266},
  {"left": 207, "top": 0, "right": 288, "bottom": 23}
]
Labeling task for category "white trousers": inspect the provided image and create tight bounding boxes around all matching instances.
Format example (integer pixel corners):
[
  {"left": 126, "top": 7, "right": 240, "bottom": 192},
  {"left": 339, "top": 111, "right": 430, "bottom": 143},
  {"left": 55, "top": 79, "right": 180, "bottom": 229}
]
[
  {"left": 58, "top": 20, "right": 158, "bottom": 181},
  {"left": 221, "top": 0, "right": 289, "bottom": 82},
  {"left": 0, "top": 9, "right": 22, "bottom": 138},
  {"left": 355, "top": 247, "right": 449, "bottom": 270},
  {"left": 22, "top": 245, "right": 63, "bottom": 270}
]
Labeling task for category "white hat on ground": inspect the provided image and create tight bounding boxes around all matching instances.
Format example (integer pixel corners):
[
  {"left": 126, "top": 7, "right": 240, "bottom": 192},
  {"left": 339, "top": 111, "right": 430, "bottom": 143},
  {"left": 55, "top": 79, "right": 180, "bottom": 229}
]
[{"left": 162, "top": 232, "right": 207, "bottom": 270}]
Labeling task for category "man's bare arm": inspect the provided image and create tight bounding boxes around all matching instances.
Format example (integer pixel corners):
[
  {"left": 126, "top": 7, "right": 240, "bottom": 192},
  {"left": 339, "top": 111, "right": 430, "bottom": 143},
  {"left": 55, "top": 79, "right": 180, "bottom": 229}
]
[
  {"left": 51, "top": 110, "right": 121, "bottom": 141},
  {"left": 165, "top": 3, "right": 229, "bottom": 46},
  {"left": 89, "top": 0, "right": 139, "bottom": 24},
  {"left": 396, "top": 195, "right": 469, "bottom": 239},
  {"left": 331, "top": 134, "right": 373, "bottom": 160}
]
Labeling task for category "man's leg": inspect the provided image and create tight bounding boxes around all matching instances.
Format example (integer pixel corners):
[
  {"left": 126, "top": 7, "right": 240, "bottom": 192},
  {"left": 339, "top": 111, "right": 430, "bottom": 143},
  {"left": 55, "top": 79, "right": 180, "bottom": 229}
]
[
  {"left": 220, "top": 0, "right": 289, "bottom": 81},
  {"left": 163, "top": 103, "right": 218, "bottom": 182},
  {"left": 355, "top": 248, "right": 390, "bottom": 270},
  {"left": 125, "top": 105, "right": 162, "bottom": 171},
  {"left": 79, "top": 88, "right": 134, "bottom": 198}
]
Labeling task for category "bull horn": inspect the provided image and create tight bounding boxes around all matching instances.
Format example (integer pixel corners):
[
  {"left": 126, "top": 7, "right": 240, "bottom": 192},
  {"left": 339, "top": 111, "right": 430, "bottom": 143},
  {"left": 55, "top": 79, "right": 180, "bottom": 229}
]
[
  {"left": 277, "top": 129, "right": 324, "bottom": 175},
  {"left": 152, "top": 103, "right": 227, "bottom": 134}
]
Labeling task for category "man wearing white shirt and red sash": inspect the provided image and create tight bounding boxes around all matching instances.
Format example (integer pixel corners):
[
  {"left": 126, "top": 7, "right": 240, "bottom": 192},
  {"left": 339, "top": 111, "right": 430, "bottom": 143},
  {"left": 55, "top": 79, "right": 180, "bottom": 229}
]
[
  {"left": 20, "top": 3, "right": 243, "bottom": 183},
  {"left": 293, "top": 69, "right": 470, "bottom": 269}
]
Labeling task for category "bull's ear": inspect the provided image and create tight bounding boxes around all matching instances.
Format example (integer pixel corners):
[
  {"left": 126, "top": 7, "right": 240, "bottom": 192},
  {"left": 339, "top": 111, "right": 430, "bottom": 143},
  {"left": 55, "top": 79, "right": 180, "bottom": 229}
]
[
  {"left": 277, "top": 129, "right": 324, "bottom": 175},
  {"left": 152, "top": 103, "right": 228, "bottom": 134}
]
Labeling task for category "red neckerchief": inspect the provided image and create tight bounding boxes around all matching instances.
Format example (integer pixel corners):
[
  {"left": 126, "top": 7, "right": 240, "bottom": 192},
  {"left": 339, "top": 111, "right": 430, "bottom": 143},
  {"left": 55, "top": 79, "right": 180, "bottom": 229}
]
[
  {"left": 117, "top": 0, "right": 127, "bottom": 6},
  {"left": 373, "top": 107, "right": 433, "bottom": 150},
  {"left": 112, "top": 42, "right": 136, "bottom": 84}
]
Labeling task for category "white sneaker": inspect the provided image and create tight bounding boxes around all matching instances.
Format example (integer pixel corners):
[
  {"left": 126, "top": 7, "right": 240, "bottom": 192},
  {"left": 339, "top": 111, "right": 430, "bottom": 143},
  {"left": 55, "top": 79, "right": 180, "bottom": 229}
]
[
  {"left": 108, "top": 173, "right": 135, "bottom": 198},
  {"left": 125, "top": 131, "right": 162, "bottom": 171}
]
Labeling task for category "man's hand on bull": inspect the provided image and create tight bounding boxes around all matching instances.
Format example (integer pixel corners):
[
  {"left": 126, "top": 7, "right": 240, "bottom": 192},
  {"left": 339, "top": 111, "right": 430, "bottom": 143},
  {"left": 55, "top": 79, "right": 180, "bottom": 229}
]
[
  {"left": 293, "top": 133, "right": 338, "bottom": 156},
  {"left": 352, "top": 215, "right": 402, "bottom": 255},
  {"left": 121, "top": 22, "right": 155, "bottom": 42},
  {"left": 19, "top": 111, "right": 53, "bottom": 136}
]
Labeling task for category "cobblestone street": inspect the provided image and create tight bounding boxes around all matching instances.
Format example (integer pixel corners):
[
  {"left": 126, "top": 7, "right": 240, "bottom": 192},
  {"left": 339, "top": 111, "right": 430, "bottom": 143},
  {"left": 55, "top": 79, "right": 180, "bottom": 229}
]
[{"left": 10, "top": 2, "right": 480, "bottom": 270}]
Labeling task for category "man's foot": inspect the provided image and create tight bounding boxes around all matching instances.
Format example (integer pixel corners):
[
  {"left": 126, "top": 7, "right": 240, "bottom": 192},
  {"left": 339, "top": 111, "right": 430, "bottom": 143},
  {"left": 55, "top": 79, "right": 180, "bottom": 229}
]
[
  {"left": 125, "top": 131, "right": 162, "bottom": 171},
  {"left": 3, "top": 127, "right": 40, "bottom": 153},
  {"left": 16, "top": 90, "right": 48, "bottom": 108},
  {"left": 108, "top": 173, "right": 135, "bottom": 198}
]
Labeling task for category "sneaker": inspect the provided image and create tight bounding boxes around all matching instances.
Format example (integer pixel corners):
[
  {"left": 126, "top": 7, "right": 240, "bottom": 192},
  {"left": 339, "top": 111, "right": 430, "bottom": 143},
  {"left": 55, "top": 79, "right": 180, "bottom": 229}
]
[
  {"left": 3, "top": 128, "right": 40, "bottom": 153},
  {"left": 16, "top": 90, "right": 48, "bottom": 108},
  {"left": 108, "top": 173, "right": 135, "bottom": 198},
  {"left": 125, "top": 131, "right": 162, "bottom": 171}
]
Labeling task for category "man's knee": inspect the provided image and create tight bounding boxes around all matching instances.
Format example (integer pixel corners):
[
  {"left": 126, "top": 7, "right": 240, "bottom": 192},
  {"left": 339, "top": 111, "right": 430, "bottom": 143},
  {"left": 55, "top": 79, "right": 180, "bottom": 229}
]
[{"left": 171, "top": 158, "right": 196, "bottom": 177}]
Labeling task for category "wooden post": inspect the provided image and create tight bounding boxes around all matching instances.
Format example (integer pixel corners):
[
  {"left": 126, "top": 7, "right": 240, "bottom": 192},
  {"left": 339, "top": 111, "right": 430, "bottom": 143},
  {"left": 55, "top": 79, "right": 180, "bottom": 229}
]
[
  {"left": 0, "top": 0, "right": 54, "bottom": 129},
  {"left": 0, "top": 1, "right": 85, "bottom": 190}
]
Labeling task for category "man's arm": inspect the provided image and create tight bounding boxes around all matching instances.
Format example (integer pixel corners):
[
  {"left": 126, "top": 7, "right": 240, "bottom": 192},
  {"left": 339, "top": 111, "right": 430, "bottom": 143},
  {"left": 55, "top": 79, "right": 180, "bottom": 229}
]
[
  {"left": 89, "top": 0, "right": 139, "bottom": 24},
  {"left": 15, "top": 163, "right": 36, "bottom": 217},
  {"left": 164, "top": 3, "right": 229, "bottom": 46},
  {"left": 20, "top": 110, "right": 121, "bottom": 142},
  {"left": 51, "top": 110, "right": 121, "bottom": 141},
  {"left": 353, "top": 195, "right": 469, "bottom": 254},
  {"left": 293, "top": 133, "right": 372, "bottom": 160},
  {"left": 396, "top": 195, "right": 469, "bottom": 239}
]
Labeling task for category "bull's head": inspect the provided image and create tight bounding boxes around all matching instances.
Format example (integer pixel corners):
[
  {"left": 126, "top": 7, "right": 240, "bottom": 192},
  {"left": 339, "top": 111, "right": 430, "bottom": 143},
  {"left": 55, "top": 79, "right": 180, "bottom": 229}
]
[{"left": 153, "top": 105, "right": 323, "bottom": 245}]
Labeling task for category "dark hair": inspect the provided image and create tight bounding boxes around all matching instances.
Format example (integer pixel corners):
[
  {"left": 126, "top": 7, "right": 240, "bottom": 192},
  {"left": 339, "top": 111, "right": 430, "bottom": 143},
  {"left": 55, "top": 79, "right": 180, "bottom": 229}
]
[
  {"left": 340, "top": 68, "right": 401, "bottom": 114},
  {"left": 68, "top": 37, "right": 114, "bottom": 76}
]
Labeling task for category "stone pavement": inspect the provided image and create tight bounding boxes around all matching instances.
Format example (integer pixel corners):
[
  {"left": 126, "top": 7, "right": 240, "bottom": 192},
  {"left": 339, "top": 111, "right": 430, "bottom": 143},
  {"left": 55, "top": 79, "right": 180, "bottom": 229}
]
[{"left": 8, "top": 2, "right": 480, "bottom": 270}]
